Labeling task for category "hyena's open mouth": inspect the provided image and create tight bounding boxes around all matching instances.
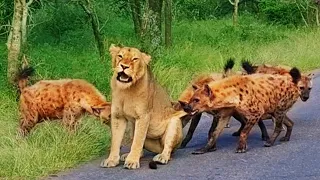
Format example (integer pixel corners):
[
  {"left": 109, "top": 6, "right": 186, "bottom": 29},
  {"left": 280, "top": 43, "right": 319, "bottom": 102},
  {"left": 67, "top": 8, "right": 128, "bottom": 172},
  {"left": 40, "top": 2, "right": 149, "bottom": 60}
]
[{"left": 117, "top": 72, "right": 133, "bottom": 83}]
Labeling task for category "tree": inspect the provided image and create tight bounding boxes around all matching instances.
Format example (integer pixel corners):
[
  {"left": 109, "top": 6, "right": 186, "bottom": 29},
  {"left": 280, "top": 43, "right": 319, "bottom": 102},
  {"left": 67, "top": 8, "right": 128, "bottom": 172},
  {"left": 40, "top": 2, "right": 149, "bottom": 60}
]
[
  {"left": 7, "top": 0, "right": 34, "bottom": 86},
  {"left": 229, "top": 0, "right": 240, "bottom": 26},
  {"left": 129, "top": 0, "right": 142, "bottom": 36},
  {"left": 164, "top": 0, "right": 172, "bottom": 47},
  {"left": 77, "top": 0, "right": 105, "bottom": 61}
]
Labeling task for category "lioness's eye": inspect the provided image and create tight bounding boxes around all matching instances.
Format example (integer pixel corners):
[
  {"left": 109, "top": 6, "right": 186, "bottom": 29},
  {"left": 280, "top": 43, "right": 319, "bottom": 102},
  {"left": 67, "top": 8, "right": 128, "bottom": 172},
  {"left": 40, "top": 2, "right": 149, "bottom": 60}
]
[
  {"left": 132, "top": 57, "right": 138, "bottom": 61},
  {"left": 118, "top": 55, "right": 123, "bottom": 58}
]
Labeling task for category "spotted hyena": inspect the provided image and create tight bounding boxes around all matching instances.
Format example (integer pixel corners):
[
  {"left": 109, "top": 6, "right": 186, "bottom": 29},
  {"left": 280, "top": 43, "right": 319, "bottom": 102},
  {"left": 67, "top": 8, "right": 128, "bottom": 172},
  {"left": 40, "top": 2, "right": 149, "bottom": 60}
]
[
  {"left": 17, "top": 67, "right": 111, "bottom": 136},
  {"left": 240, "top": 60, "right": 313, "bottom": 133},
  {"left": 175, "top": 59, "right": 269, "bottom": 153},
  {"left": 184, "top": 67, "right": 308, "bottom": 153}
]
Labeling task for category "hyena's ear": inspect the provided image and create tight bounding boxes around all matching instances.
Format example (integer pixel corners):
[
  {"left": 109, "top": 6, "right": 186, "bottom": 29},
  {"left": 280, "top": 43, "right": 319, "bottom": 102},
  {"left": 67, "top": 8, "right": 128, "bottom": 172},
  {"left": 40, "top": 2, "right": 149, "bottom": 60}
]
[
  {"left": 109, "top": 44, "right": 121, "bottom": 68},
  {"left": 204, "top": 84, "right": 214, "bottom": 99},
  {"left": 141, "top": 52, "right": 151, "bottom": 65},
  {"left": 91, "top": 103, "right": 111, "bottom": 116},
  {"left": 192, "top": 85, "right": 198, "bottom": 91}
]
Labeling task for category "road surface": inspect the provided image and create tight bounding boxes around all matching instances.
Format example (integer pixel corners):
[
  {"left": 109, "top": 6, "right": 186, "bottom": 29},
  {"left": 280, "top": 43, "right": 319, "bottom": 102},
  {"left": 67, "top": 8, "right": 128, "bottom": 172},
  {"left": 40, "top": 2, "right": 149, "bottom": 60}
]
[{"left": 50, "top": 71, "right": 320, "bottom": 180}]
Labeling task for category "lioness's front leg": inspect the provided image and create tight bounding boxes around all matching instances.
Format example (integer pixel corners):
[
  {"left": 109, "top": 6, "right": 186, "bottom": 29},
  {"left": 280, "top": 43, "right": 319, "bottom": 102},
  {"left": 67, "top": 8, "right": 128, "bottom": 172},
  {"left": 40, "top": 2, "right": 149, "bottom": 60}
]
[
  {"left": 153, "top": 116, "right": 183, "bottom": 164},
  {"left": 124, "top": 114, "right": 150, "bottom": 169},
  {"left": 101, "top": 115, "right": 127, "bottom": 168}
]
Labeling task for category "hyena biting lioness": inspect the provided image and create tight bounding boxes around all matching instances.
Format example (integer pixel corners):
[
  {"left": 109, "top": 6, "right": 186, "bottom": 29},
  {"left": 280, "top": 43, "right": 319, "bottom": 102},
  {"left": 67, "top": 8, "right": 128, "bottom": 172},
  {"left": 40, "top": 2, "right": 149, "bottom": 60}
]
[
  {"left": 184, "top": 67, "right": 310, "bottom": 153},
  {"left": 17, "top": 67, "right": 111, "bottom": 136}
]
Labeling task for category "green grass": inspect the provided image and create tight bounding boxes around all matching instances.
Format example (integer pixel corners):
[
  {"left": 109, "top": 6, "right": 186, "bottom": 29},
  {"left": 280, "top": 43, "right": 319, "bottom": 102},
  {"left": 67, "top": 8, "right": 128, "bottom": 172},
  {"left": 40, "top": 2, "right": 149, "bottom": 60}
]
[{"left": 1, "top": 15, "right": 320, "bottom": 179}]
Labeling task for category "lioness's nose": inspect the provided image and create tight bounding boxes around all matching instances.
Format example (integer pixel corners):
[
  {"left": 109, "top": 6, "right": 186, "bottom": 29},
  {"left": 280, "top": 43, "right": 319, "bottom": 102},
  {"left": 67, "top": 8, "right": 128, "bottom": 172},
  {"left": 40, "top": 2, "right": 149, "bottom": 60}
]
[{"left": 121, "top": 64, "right": 129, "bottom": 70}]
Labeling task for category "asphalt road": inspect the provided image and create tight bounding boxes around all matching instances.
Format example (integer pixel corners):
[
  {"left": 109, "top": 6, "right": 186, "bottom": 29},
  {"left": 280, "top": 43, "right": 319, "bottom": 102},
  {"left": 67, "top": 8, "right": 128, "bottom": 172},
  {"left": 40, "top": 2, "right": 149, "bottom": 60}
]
[{"left": 51, "top": 71, "right": 320, "bottom": 180}]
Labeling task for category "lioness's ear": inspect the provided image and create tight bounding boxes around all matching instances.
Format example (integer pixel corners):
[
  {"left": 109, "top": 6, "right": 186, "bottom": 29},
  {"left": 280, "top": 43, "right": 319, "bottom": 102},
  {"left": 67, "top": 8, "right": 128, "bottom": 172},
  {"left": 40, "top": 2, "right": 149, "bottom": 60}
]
[
  {"left": 109, "top": 44, "right": 121, "bottom": 68},
  {"left": 142, "top": 53, "right": 151, "bottom": 64},
  {"left": 109, "top": 44, "right": 121, "bottom": 56}
]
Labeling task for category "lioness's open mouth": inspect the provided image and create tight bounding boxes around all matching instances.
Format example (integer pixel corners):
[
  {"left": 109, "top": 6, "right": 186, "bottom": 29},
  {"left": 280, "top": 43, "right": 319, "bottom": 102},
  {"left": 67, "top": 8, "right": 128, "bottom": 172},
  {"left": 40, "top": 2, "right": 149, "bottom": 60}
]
[{"left": 117, "top": 72, "right": 133, "bottom": 83}]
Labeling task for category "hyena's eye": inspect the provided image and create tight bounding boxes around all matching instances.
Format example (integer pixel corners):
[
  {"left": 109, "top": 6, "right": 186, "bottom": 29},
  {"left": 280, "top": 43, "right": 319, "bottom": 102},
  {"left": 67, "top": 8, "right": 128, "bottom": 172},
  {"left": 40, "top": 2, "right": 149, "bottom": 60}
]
[
  {"left": 193, "top": 98, "right": 200, "bottom": 103},
  {"left": 299, "top": 87, "right": 304, "bottom": 90},
  {"left": 308, "top": 87, "right": 312, "bottom": 91}
]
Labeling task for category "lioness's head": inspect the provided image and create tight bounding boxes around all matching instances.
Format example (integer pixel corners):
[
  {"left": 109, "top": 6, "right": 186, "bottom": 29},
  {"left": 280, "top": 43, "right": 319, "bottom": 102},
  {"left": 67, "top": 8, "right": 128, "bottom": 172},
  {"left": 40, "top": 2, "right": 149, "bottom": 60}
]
[{"left": 109, "top": 44, "right": 151, "bottom": 88}]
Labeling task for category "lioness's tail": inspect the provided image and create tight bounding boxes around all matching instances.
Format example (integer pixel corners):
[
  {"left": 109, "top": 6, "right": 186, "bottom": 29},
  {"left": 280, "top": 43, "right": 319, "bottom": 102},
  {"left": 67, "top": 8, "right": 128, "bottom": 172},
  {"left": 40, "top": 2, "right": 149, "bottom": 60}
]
[
  {"left": 289, "top": 67, "right": 301, "bottom": 84},
  {"left": 222, "top": 58, "right": 235, "bottom": 77},
  {"left": 241, "top": 60, "right": 256, "bottom": 74},
  {"left": 149, "top": 161, "right": 158, "bottom": 169},
  {"left": 16, "top": 66, "right": 35, "bottom": 91}
]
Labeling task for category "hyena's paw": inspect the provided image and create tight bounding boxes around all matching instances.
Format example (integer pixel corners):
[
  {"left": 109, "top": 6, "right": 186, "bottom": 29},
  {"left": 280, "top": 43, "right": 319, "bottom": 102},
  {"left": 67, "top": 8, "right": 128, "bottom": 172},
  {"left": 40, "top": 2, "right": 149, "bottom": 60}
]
[
  {"left": 100, "top": 157, "right": 120, "bottom": 168},
  {"left": 261, "top": 135, "right": 270, "bottom": 141},
  {"left": 236, "top": 144, "right": 247, "bottom": 153},
  {"left": 279, "top": 136, "right": 290, "bottom": 142},
  {"left": 124, "top": 156, "right": 140, "bottom": 169},
  {"left": 153, "top": 154, "right": 170, "bottom": 164},
  {"left": 120, "top": 153, "right": 129, "bottom": 162},
  {"left": 264, "top": 140, "right": 275, "bottom": 147}
]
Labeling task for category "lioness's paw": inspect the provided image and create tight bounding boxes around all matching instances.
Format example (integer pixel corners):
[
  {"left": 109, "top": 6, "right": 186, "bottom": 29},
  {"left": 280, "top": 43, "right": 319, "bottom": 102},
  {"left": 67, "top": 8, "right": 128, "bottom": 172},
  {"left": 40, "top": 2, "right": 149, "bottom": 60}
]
[
  {"left": 120, "top": 153, "right": 129, "bottom": 162},
  {"left": 100, "top": 158, "right": 119, "bottom": 168},
  {"left": 153, "top": 154, "right": 169, "bottom": 164},
  {"left": 123, "top": 158, "right": 140, "bottom": 169}
]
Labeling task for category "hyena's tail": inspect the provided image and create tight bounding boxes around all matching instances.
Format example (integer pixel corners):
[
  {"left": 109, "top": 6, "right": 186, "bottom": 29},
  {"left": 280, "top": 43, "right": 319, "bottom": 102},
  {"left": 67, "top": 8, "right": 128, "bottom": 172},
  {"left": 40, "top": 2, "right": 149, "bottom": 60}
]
[
  {"left": 289, "top": 67, "right": 301, "bottom": 84},
  {"left": 241, "top": 60, "right": 256, "bottom": 74},
  {"left": 16, "top": 66, "right": 35, "bottom": 91},
  {"left": 222, "top": 58, "right": 235, "bottom": 77}
]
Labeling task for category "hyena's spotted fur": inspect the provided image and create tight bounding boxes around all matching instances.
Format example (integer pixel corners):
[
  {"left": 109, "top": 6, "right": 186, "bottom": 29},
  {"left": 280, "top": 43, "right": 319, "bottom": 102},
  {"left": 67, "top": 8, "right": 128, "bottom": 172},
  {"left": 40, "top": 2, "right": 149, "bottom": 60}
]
[
  {"left": 175, "top": 60, "right": 269, "bottom": 152},
  {"left": 185, "top": 68, "right": 306, "bottom": 153},
  {"left": 17, "top": 67, "right": 111, "bottom": 136}
]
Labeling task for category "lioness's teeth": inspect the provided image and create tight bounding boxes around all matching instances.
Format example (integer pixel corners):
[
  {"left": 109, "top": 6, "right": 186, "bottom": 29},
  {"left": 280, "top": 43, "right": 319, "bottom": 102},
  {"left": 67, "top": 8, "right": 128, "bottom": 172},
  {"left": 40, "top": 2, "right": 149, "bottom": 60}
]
[{"left": 120, "top": 76, "right": 128, "bottom": 81}]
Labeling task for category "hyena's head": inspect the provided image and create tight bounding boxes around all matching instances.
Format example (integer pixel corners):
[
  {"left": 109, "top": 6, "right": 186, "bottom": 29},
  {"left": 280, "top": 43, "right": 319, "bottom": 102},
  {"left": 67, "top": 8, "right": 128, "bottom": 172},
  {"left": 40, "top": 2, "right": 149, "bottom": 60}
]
[
  {"left": 92, "top": 103, "right": 111, "bottom": 125},
  {"left": 182, "top": 84, "right": 214, "bottom": 115},
  {"left": 297, "top": 73, "right": 313, "bottom": 102},
  {"left": 289, "top": 67, "right": 313, "bottom": 102}
]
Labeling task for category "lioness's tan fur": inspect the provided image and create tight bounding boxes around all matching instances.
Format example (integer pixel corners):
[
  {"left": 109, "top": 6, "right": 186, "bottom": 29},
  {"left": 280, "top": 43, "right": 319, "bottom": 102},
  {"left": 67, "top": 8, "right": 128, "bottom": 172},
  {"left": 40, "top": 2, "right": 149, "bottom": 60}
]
[{"left": 101, "top": 45, "right": 186, "bottom": 169}]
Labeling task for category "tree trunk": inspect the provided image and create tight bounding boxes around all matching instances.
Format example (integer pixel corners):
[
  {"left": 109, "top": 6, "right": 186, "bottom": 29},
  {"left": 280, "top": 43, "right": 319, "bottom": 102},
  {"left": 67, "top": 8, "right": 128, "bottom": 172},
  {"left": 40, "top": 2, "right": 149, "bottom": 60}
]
[
  {"left": 233, "top": 0, "right": 239, "bottom": 26},
  {"left": 7, "top": 0, "right": 24, "bottom": 85},
  {"left": 21, "top": 0, "right": 33, "bottom": 54},
  {"left": 164, "top": 0, "right": 172, "bottom": 47},
  {"left": 129, "top": 0, "right": 142, "bottom": 36},
  {"left": 79, "top": 0, "right": 105, "bottom": 61},
  {"left": 316, "top": 5, "right": 320, "bottom": 26},
  {"left": 229, "top": 0, "right": 239, "bottom": 26},
  {"left": 141, "top": 0, "right": 163, "bottom": 53}
]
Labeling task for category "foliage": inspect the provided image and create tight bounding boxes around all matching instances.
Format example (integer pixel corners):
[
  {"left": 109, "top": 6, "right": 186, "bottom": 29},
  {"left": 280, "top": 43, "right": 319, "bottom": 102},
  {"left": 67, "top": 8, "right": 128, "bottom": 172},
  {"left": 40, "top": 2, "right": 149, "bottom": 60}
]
[{"left": 0, "top": 0, "right": 14, "bottom": 38}]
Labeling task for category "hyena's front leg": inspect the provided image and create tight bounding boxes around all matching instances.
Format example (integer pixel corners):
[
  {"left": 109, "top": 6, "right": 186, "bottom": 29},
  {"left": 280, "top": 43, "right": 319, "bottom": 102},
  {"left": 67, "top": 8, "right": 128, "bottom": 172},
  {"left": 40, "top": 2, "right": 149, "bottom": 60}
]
[
  {"left": 101, "top": 114, "right": 127, "bottom": 168},
  {"left": 236, "top": 115, "right": 261, "bottom": 153},
  {"left": 180, "top": 113, "right": 202, "bottom": 148},
  {"left": 279, "top": 115, "right": 294, "bottom": 142},
  {"left": 192, "top": 115, "right": 230, "bottom": 155},
  {"left": 153, "top": 115, "right": 183, "bottom": 164},
  {"left": 123, "top": 114, "right": 150, "bottom": 169},
  {"left": 264, "top": 112, "right": 285, "bottom": 147}
]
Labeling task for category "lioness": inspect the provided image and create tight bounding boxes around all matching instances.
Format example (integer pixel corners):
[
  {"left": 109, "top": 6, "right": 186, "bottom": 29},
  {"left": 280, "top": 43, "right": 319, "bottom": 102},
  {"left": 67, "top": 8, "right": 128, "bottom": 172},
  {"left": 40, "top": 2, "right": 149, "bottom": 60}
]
[{"left": 101, "top": 45, "right": 187, "bottom": 169}]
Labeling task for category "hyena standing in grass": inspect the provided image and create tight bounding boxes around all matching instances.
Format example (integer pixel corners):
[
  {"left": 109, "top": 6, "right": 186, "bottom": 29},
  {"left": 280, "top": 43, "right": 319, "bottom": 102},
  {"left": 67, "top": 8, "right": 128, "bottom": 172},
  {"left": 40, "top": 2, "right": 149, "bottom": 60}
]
[
  {"left": 184, "top": 67, "right": 310, "bottom": 153},
  {"left": 17, "top": 67, "right": 111, "bottom": 136}
]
